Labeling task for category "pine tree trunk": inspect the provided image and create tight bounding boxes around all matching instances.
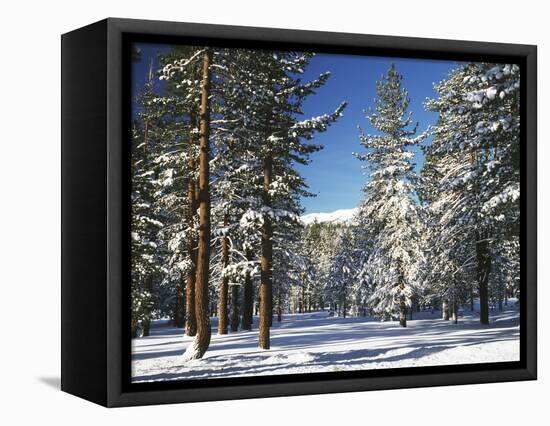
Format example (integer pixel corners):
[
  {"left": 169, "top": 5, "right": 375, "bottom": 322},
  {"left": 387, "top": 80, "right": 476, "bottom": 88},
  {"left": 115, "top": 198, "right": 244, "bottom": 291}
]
[
  {"left": 259, "top": 155, "right": 273, "bottom": 350},
  {"left": 476, "top": 232, "right": 491, "bottom": 325},
  {"left": 399, "top": 297, "right": 407, "bottom": 327},
  {"left": 470, "top": 286, "right": 475, "bottom": 312},
  {"left": 452, "top": 301, "right": 458, "bottom": 324},
  {"left": 471, "top": 150, "right": 490, "bottom": 325},
  {"left": 241, "top": 249, "right": 253, "bottom": 330},
  {"left": 218, "top": 213, "right": 230, "bottom": 335},
  {"left": 342, "top": 279, "right": 347, "bottom": 318},
  {"left": 343, "top": 297, "right": 346, "bottom": 319},
  {"left": 183, "top": 48, "right": 212, "bottom": 360},
  {"left": 174, "top": 284, "right": 181, "bottom": 327},
  {"left": 142, "top": 319, "right": 151, "bottom": 337},
  {"left": 442, "top": 300, "right": 449, "bottom": 320},
  {"left": 267, "top": 300, "right": 273, "bottom": 326},
  {"left": 498, "top": 281, "right": 504, "bottom": 311},
  {"left": 230, "top": 284, "right": 239, "bottom": 332},
  {"left": 143, "top": 275, "right": 153, "bottom": 336},
  {"left": 276, "top": 283, "right": 282, "bottom": 322},
  {"left": 185, "top": 121, "right": 198, "bottom": 337},
  {"left": 174, "top": 279, "right": 186, "bottom": 327}
]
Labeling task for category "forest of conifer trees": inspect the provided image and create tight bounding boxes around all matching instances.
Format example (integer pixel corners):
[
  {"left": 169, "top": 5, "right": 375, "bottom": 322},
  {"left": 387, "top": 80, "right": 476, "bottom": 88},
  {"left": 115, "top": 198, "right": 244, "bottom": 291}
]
[{"left": 130, "top": 43, "right": 520, "bottom": 375}]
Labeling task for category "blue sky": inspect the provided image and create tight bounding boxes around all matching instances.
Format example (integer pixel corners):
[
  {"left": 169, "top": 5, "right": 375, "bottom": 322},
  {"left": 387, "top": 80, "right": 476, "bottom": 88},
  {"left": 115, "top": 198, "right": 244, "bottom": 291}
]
[
  {"left": 297, "top": 54, "right": 460, "bottom": 213},
  {"left": 133, "top": 44, "right": 461, "bottom": 214}
]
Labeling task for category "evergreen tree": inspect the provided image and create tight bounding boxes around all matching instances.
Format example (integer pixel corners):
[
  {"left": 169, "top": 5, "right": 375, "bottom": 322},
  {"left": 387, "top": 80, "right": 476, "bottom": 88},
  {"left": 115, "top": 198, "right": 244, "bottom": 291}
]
[
  {"left": 130, "top": 64, "right": 167, "bottom": 337},
  {"left": 425, "top": 62, "right": 520, "bottom": 324},
  {"left": 326, "top": 228, "right": 357, "bottom": 318},
  {"left": 213, "top": 49, "right": 346, "bottom": 348},
  {"left": 157, "top": 45, "right": 205, "bottom": 334},
  {"left": 130, "top": 126, "right": 159, "bottom": 337},
  {"left": 181, "top": 48, "right": 214, "bottom": 360},
  {"left": 355, "top": 65, "right": 426, "bottom": 326}
]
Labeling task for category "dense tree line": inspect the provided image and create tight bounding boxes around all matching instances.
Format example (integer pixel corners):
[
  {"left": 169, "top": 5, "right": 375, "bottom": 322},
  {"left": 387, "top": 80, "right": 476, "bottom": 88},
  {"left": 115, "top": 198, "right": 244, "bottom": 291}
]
[
  {"left": 321, "top": 63, "right": 520, "bottom": 325},
  {"left": 131, "top": 45, "right": 346, "bottom": 358},
  {"left": 131, "top": 45, "right": 520, "bottom": 361}
]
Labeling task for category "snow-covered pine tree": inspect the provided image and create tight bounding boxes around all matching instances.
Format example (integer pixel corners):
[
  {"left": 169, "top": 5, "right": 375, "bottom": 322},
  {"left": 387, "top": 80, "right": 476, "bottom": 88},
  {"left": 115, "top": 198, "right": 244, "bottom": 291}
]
[
  {"left": 425, "top": 62, "right": 520, "bottom": 324},
  {"left": 311, "top": 222, "right": 344, "bottom": 312},
  {"left": 326, "top": 228, "right": 357, "bottom": 318},
  {"left": 272, "top": 219, "right": 304, "bottom": 319},
  {"left": 299, "top": 223, "right": 330, "bottom": 312},
  {"left": 139, "top": 46, "right": 346, "bottom": 355},
  {"left": 160, "top": 46, "right": 215, "bottom": 359},
  {"left": 183, "top": 48, "right": 214, "bottom": 360},
  {"left": 355, "top": 64, "right": 426, "bottom": 327},
  {"left": 130, "top": 125, "right": 159, "bottom": 337},
  {"left": 211, "top": 48, "right": 346, "bottom": 349},
  {"left": 130, "top": 62, "right": 171, "bottom": 337},
  {"left": 156, "top": 45, "right": 207, "bottom": 332},
  {"left": 294, "top": 232, "right": 315, "bottom": 314},
  {"left": 207, "top": 48, "right": 271, "bottom": 335}
]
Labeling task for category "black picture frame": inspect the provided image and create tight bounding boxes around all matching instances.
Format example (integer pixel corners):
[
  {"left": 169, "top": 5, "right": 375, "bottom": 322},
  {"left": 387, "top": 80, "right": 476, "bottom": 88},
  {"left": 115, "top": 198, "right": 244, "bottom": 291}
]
[{"left": 61, "top": 17, "right": 537, "bottom": 407}]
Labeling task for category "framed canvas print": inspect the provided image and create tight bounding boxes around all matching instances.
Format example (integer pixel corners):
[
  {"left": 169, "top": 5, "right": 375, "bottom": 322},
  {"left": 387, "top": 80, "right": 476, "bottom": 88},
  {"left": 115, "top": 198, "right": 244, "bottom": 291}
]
[{"left": 61, "top": 18, "right": 537, "bottom": 407}]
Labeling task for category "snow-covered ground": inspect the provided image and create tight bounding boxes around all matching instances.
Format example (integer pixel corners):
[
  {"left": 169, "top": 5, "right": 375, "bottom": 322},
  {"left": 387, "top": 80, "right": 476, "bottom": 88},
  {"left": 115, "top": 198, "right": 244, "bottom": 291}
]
[{"left": 131, "top": 302, "right": 519, "bottom": 382}]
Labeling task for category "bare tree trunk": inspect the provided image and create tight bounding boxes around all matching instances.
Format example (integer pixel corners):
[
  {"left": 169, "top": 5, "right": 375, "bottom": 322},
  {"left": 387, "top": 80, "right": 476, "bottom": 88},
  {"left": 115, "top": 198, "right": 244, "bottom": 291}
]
[
  {"left": 218, "top": 213, "right": 230, "bottom": 335},
  {"left": 470, "top": 286, "right": 475, "bottom": 312},
  {"left": 185, "top": 122, "right": 198, "bottom": 337},
  {"left": 142, "top": 321, "right": 150, "bottom": 337},
  {"left": 276, "top": 281, "right": 282, "bottom": 322},
  {"left": 241, "top": 249, "right": 253, "bottom": 330},
  {"left": 476, "top": 232, "right": 491, "bottom": 325},
  {"left": 498, "top": 280, "right": 504, "bottom": 311},
  {"left": 442, "top": 300, "right": 450, "bottom": 320},
  {"left": 259, "top": 155, "right": 273, "bottom": 350},
  {"left": 142, "top": 275, "right": 153, "bottom": 336},
  {"left": 471, "top": 150, "right": 490, "bottom": 325},
  {"left": 343, "top": 297, "right": 347, "bottom": 319},
  {"left": 399, "top": 297, "right": 407, "bottom": 327},
  {"left": 267, "top": 287, "right": 273, "bottom": 326},
  {"left": 174, "top": 279, "right": 186, "bottom": 327},
  {"left": 230, "top": 284, "right": 239, "bottom": 332},
  {"left": 451, "top": 301, "right": 458, "bottom": 324},
  {"left": 183, "top": 48, "right": 212, "bottom": 360},
  {"left": 131, "top": 320, "right": 138, "bottom": 338},
  {"left": 342, "top": 278, "right": 347, "bottom": 318}
]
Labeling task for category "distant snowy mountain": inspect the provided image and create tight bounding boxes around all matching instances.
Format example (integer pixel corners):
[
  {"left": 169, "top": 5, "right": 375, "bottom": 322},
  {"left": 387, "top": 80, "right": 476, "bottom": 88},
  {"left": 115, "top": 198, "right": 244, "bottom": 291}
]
[{"left": 301, "top": 207, "right": 358, "bottom": 225}]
